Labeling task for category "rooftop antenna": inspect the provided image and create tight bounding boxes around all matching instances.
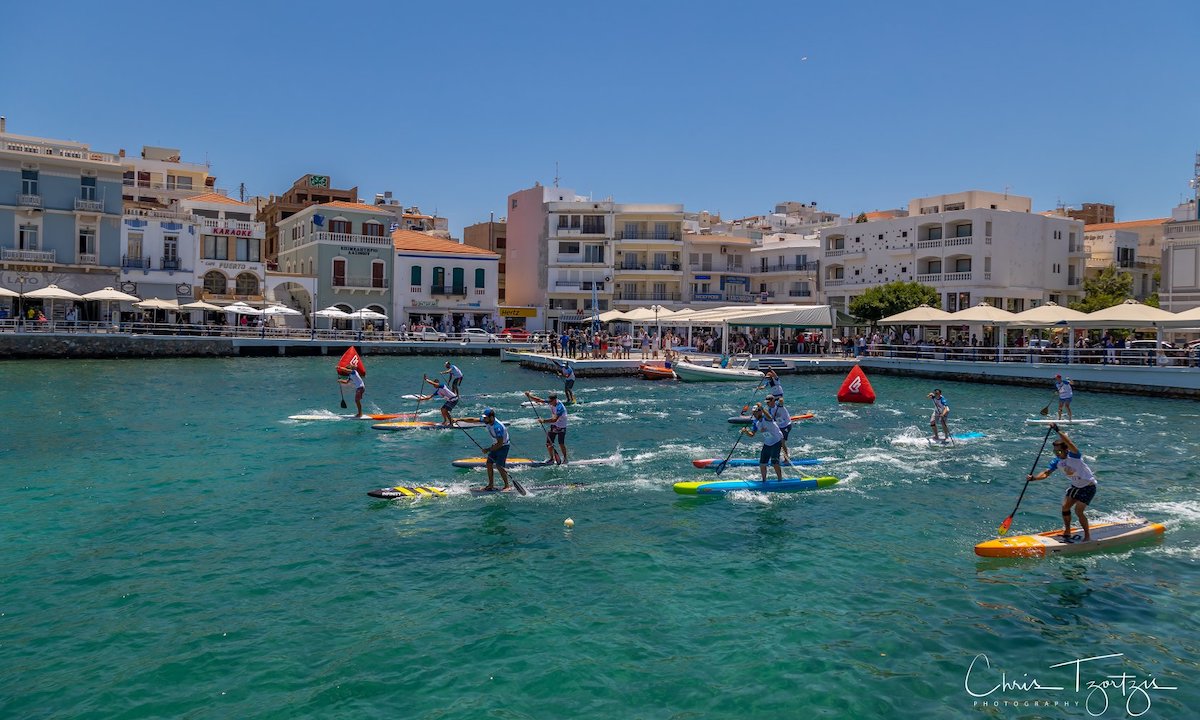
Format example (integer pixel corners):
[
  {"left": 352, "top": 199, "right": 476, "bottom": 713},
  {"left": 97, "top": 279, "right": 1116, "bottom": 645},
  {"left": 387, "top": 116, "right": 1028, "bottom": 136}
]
[
  {"left": 1004, "top": 185, "right": 1010, "bottom": 199},
  {"left": 1192, "top": 151, "right": 1200, "bottom": 202},
  {"left": 553, "top": 161, "right": 561, "bottom": 188}
]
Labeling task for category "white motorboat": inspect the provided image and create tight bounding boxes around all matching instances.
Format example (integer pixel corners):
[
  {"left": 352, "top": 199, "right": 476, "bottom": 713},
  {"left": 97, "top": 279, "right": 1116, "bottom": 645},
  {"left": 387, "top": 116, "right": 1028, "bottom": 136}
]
[{"left": 673, "top": 353, "right": 764, "bottom": 382}]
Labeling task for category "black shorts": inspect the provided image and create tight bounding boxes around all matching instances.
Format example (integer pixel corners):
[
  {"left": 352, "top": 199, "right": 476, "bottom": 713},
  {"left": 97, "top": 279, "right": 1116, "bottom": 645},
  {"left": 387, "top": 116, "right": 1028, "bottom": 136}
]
[
  {"left": 759, "top": 441, "right": 782, "bottom": 465},
  {"left": 547, "top": 427, "right": 567, "bottom": 443},
  {"left": 565, "top": 379, "right": 575, "bottom": 389},
  {"left": 780, "top": 425, "right": 791, "bottom": 442},
  {"left": 1065, "top": 484, "right": 1096, "bottom": 506}
]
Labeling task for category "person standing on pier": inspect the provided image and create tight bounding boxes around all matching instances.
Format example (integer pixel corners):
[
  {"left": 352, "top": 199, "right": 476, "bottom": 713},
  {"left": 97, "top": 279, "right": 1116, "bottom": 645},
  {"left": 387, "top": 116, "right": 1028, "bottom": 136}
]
[
  {"left": 1054, "top": 374, "right": 1074, "bottom": 421},
  {"left": 928, "top": 388, "right": 950, "bottom": 442}
]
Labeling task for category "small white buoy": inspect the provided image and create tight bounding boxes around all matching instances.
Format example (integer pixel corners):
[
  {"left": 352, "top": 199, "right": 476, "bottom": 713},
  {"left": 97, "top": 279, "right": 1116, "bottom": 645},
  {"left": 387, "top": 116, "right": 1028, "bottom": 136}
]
[{"left": 564, "top": 517, "right": 575, "bottom": 528}]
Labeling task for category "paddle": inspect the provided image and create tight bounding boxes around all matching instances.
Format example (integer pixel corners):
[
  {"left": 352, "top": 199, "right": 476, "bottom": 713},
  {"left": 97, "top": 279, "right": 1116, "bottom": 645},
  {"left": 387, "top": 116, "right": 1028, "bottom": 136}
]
[
  {"left": 338, "top": 379, "right": 348, "bottom": 409},
  {"left": 739, "top": 384, "right": 764, "bottom": 415},
  {"left": 714, "top": 431, "right": 745, "bottom": 476},
  {"left": 998, "top": 425, "right": 1055, "bottom": 535},
  {"left": 453, "top": 420, "right": 526, "bottom": 496},
  {"left": 525, "top": 392, "right": 561, "bottom": 464}
]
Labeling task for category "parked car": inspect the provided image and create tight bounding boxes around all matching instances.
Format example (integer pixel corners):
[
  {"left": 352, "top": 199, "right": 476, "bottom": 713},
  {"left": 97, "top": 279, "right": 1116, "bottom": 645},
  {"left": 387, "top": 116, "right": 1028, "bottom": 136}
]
[
  {"left": 410, "top": 325, "right": 448, "bottom": 341},
  {"left": 1123, "top": 339, "right": 1183, "bottom": 365},
  {"left": 462, "top": 328, "right": 498, "bottom": 342},
  {"left": 500, "top": 327, "right": 531, "bottom": 341}
]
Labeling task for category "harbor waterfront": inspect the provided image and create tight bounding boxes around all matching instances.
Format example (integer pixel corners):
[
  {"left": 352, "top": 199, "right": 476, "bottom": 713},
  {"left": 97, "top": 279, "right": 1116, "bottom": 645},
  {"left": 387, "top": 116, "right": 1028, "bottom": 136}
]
[{"left": 2, "top": 356, "right": 1197, "bottom": 718}]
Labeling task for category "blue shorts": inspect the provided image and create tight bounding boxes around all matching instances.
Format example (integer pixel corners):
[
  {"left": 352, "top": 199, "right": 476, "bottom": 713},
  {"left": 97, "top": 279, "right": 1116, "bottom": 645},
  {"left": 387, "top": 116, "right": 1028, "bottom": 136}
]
[
  {"left": 565, "top": 379, "right": 575, "bottom": 389},
  {"left": 442, "top": 398, "right": 459, "bottom": 412},
  {"left": 547, "top": 427, "right": 567, "bottom": 443},
  {"left": 1065, "top": 484, "right": 1096, "bottom": 506},
  {"left": 487, "top": 445, "right": 510, "bottom": 468},
  {"left": 1059, "top": 397, "right": 1072, "bottom": 405},
  {"left": 759, "top": 441, "right": 782, "bottom": 465}
]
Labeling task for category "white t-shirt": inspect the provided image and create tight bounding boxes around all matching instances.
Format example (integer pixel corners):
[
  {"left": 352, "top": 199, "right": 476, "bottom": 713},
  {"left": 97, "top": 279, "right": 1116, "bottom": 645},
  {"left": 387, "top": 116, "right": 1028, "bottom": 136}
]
[
  {"left": 550, "top": 400, "right": 568, "bottom": 429},
  {"left": 751, "top": 417, "right": 783, "bottom": 446},
  {"left": 770, "top": 403, "right": 791, "bottom": 430},
  {"left": 1048, "top": 451, "right": 1096, "bottom": 488},
  {"left": 1056, "top": 380, "right": 1073, "bottom": 399},
  {"left": 347, "top": 369, "right": 364, "bottom": 390}
]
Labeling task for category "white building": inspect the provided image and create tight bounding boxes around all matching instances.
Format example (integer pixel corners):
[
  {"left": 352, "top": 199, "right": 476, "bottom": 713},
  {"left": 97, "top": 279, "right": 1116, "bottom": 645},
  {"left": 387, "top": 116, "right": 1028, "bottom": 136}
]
[
  {"left": 1082, "top": 224, "right": 1156, "bottom": 301},
  {"left": 682, "top": 233, "right": 754, "bottom": 305},
  {"left": 182, "top": 193, "right": 267, "bottom": 304},
  {"left": 749, "top": 231, "right": 822, "bottom": 303},
  {"left": 393, "top": 229, "right": 499, "bottom": 330},
  {"left": 820, "top": 190, "right": 1086, "bottom": 315},
  {"left": 119, "top": 201, "right": 201, "bottom": 302}
]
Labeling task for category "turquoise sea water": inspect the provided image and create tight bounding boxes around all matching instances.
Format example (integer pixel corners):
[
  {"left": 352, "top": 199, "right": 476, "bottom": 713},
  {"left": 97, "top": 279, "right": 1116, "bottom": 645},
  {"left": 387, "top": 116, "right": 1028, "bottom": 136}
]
[{"left": 2, "top": 356, "right": 1198, "bottom": 719}]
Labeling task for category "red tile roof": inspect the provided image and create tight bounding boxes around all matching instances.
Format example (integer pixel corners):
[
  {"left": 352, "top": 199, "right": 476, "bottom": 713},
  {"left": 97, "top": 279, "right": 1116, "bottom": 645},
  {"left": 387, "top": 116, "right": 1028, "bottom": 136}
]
[
  {"left": 319, "top": 200, "right": 391, "bottom": 213},
  {"left": 184, "top": 192, "right": 248, "bottom": 206},
  {"left": 391, "top": 229, "right": 499, "bottom": 257},
  {"left": 1085, "top": 218, "right": 1169, "bottom": 231}
]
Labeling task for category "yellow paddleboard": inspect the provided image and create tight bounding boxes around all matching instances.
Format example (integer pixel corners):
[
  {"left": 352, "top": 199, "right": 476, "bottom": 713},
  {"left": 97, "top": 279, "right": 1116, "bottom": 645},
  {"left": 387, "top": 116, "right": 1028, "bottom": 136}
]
[{"left": 974, "top": 520, "right": 1164, "bottom": 558}]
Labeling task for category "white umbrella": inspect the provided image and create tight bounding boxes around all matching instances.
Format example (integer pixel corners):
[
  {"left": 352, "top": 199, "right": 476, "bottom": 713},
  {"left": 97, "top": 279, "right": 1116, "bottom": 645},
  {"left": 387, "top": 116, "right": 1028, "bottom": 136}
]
[
  {"left": 0, "top": 286, "right": 17, "bottom": 299},
  {"left": 24, "top": 284, "right": 83, "bottom": 301},
  {"left": 223, "top": 302, "right": 262, "bottom": 316},
  {"left": 263, "top": 305, "right": 303, "bottom": 316},
  {"left": 180, "top": 301, "right": 225, "bottom": 311},
  {"left": 949, "top": 301, "right": 1017, "bottom": 324},
  {"left": 134, "top": 298, "right": 180, "bottom": 311},
  {"left": 348, "top": 308, "right": 387, "bottom": 321},
  {"left": 879, "top": 303, "right": 955, "bottom": 324},
  {"left": 315, "top": 306, "right": 352, "bottom": 319},
  {"left": 83, "top": 287, "right": 140, "bottom": 302},
  {"left": 1007, "top": 301, "right": 1090, "bottom": 328}
]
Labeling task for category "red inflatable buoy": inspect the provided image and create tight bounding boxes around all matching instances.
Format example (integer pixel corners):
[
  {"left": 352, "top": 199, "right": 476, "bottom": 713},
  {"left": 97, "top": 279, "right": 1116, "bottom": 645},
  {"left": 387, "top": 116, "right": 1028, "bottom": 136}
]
[{"left": 837, "top": 365, "right": 876, "bottom": 403}]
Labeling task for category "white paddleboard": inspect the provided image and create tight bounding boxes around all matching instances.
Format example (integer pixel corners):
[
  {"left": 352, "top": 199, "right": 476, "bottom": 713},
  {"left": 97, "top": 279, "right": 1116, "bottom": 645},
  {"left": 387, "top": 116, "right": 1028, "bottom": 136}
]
[
  {"left": 1025, "top": 418, "right": 1098, "bottom": 425},
  {"left": 288, "top": 414, "right": 354, "bottom": 421}
]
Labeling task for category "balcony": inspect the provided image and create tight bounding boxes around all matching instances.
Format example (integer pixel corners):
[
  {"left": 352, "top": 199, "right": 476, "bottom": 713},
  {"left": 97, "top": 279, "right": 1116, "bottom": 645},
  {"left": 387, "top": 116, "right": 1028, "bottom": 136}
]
[
  {"left": 943, "top": 272, "right": 972, "bottom": 282},
  {"left": 3, "top": 138, "right": 119, "bottom": 164},
  {"left": 123, "top": 180, "right": 220, "bottom": 199},
  {"left": 689, "top": 263, "right": 714, "bottom": 271},
  {"left": 616, "top": 263, "right": 681, "bottom": 273},
  {"left": 553, "top": 225, "right": 609, "bottom": 237},
  {"left": 615, "top": 231, "right": 679, "bottom": 241},
  {"left": 825, "top": 247, "right": 847, "bottom": 256},
  {"left": 75, "top": 198, "right": 105, "bottom": 212},
  {"left": 614, "top": 291, "right": 682, "bottom": 302},
  {"left": 199, "top": 217, "right": 261, "bottom": 234},
  {"left": 333, "top": 276, "right": 389, "bottom": 290},
  {"left": 309, "top": 230, "right": 391, "bottom": 248},
  {"left": 917, "top": 239, "right": 943, "bottom": 249},
  {"left": 1068, "top": 242, "right": 1087, "bottom": 255},
  {"left": 431, "top": 285, "right": 467, "bottom": 295},
  {"left": 161, "top": 257, "right": 181, "bottom": 271},
  {"left": 125, "top": 207, "right": 196, "bottom": 222},
  {"left": 552, "top": 253, "right": 607, "bottom": 265},
  {"left": 3, "top": 248, "right": 56, "bottom": 262},
  {"left": 122, "top": 255, "right": 150, "bottom": 269},
  {"left": 915, "top": 273, "right": 941, "bottom": 283},
  {"left": 755, "top": 262, "right": 820, "bottom": 273},
  {"left": 77, "top": 253, "right": 99, "bottom": 265},
  {"left": 17, "top": 193, "right": 42, "bottom": 208},
  {"left": 944, "top": 235, "right": 973, "bottom": 247},
  {"left": 788, "top": 289, "right": 813, "bottom": 297}
]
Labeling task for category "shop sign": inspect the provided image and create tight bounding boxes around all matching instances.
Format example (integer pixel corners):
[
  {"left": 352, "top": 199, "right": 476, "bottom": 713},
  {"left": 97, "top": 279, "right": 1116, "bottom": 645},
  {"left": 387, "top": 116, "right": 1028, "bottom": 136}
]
[
  {"left": 499, "top": 307, "right": 538, "bottom": 318},
  {"left": 210, "top": 227, "right": 256, "bottom": 237},
  {"left": 413, "top": 300, "right": 438, "bottom": 307}
]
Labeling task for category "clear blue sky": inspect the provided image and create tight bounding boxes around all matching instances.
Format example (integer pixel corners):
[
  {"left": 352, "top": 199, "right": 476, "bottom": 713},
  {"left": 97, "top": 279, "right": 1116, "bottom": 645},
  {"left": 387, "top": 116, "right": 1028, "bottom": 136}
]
[{"left": 4, "top": 1, "right": 1198, "bottom": 234}]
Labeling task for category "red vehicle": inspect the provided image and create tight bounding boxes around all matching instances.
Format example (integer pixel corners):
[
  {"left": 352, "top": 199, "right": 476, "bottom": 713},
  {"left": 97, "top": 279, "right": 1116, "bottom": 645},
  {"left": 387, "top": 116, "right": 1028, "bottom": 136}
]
[{"left": 500, "top": 327, "right": 531, "bottom": 341}]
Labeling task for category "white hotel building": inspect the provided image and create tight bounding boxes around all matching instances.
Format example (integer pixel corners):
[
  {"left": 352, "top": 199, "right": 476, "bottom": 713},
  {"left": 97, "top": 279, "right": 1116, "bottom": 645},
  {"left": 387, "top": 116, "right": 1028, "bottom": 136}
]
[{"left": 820, "top": 190, "right": 1086, "bottom": 316}]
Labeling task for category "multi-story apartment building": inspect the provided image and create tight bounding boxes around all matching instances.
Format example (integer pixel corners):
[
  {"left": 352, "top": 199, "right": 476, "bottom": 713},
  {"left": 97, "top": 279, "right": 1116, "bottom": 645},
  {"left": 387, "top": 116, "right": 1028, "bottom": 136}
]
[
  {"left": 462, "top": 217, "right": 507, "bottom": 303},
  {"left": 275, "top": 201, "right": 395, "bottom": 322},
  {"left": 1065, "top": 202, "right": 1115, "bottom": 226},
  {"left": 119, "top": 199, "right": 200, "bottom": 302},
  {"left": 121, "top": 145, "right": 216, "bottom": 206},
  {"left": 820, "top": 190, "right": 1085, "bottom": 314},
  {"left": 0, "top": 119, "right": 124, "bottom": 316},
  {"left": 258, "top": 175, "right": 358, "bottom": 268},
  {"left": 1083, "top": 220, "right": 1164, "bottom": 300},
  {"left": 186, "top": 194, "right": 268, "bottom": 305},
  {"left": 749, "top": 231, "right": 822, "bottom": 303},
  {"left": 611, "top": 203, "right": 686, "bottom": 310},
  {"left": 393, "top": 229, "right": 499, "bottom": 330},
  {"left": 682, "top": 233, "right": 754, "bottom": 305}
]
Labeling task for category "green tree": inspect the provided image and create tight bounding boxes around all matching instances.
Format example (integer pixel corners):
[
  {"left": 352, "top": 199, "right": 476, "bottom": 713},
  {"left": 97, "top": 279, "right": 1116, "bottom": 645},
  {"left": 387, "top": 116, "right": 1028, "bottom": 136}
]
[
  {"left": 849, "top": 281, "right": 941, "bottom": 326},
  {"left": 1069, "top": 265, "right": 1135, "bottom": 313}
]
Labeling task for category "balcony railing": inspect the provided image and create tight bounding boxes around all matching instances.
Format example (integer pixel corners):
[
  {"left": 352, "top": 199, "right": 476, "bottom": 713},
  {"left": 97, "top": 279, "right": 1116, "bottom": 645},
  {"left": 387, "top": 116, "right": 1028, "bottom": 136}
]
[
  {"left": 915, "top": 273, "right": 941, "bottom": 283},
  {"left": 617, "top": 263, "right": 681, "bottom": 272},
  {"left": 788, "top": 289, "right": 813, "bottom": 297},
  {"left": 825, "top": 278, "right": 845, "bottom": 287},
  {"left": 333, "top": 276, "right": 388, "bottom": 289},
  {"left": 689, "top": 263, "right": 714, "bottom": 271},
  {"left": 917, "top": 239, "right": 943, "bottom": 248},
  {"left": 614, "top": 291, "right": 682, "bottom": 301},
  {"left": 123, "top": 255, "right": 150, "bottom": 269},
  {"left": 826, "top": 247, "right": 846, "bottom": 256},
  {"left": 431, "top": 285, "right": 467, "bottom": 295},
  {"left": 77, "top": 253, "right": 98, "bottom": 265},
  {"left": 944, "top": 235, "right": 973, "bottom": 247},
  {"left": 161, "top": 257, "right": 181, "bottom": 271},
  {"left": 74, "top": 197, "right": 105, "bottom": 212},
  {"left": 17, "top": 193, "right": 42, "bottom": 208},
  {"left": 756, "top": 262, "right": 820, "bottom": 273},
  {"left": 3, "top": 138, "right": 119, "bottom": 164},
  {"left": 199, "top": 217, "right": 260, "bottom": 233},
  {"left": 943, "top": 271, "right": 972, "bottom": 281},
  {"left": 310, "top": 231, "right": 392, "bottom": 247},
  {"left": 3, "top": 248, "right": 56, "bottom": 262},
  {"left": 615, "top": 231, "right": 680, "bottom": 241},
  {"left": 125, "top": 207, "right": 196, "bottom": 222},
  {"left": 123, "top": 180, "right": 220, "bottom": 198}
]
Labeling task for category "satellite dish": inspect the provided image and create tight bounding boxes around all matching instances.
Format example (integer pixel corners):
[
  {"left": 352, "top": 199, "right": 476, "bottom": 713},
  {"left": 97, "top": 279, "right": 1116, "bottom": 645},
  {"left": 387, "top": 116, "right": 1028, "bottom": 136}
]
[{"left": 604, "top": 276, "right": 612, "bottom": 283}]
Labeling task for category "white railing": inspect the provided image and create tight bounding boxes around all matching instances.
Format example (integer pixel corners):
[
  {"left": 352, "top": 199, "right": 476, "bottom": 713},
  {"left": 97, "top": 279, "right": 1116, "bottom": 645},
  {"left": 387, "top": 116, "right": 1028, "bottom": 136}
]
[
  {"left": 984, "top": 272, "right": 992, "bottom": 280},
  {"left": 825, "top": 278, "right": 845, "bottom": 286},
  {"left": 2, "top": 248, "right": 56, "bottom": 262},
  {"left": 917, "top": 239, "right": 942, "bottom": 248},
  {"left": 75, "top": 198, "right": 105, "bottom": 212},
  {"left": 916, "top": 273, "right": 941, "bottom": 283},
  {"left": 826, "top": 248, "right": 846, "bottom": 256},
  {"left": 944, "top": 235, "right": 973, "bottom": 247},
  {"left": 78, "top": 253, "right": 99, "bottom": 265},
  {"left": 199, "top": 217, "right": 260, "bottom": 233},
  {"left": 124, "top": 180, "right": 222, "bottom": 197},
  {"left": 2, "top": 138, "right": 119, "bottom": 164},
  {"left": 311, "top": 231, "right": 392, "bottom": 247},
  {"left": 944, "top": 271, "right": 972, "bottom": 281},
  {"left": 17, "top": 194, "right": 42, "bottom": 208},
  {"left": 554, "top": 253, "right": 583, "bottom": 263},
  {"left": 125, "top": 207, "right": 196, "bottom": 222}
]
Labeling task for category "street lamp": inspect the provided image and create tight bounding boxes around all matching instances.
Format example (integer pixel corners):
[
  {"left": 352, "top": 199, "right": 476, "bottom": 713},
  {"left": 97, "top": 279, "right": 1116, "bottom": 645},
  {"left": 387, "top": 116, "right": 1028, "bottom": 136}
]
[{"left": 16, "top": 274, "right": 28, "bottom": 330}]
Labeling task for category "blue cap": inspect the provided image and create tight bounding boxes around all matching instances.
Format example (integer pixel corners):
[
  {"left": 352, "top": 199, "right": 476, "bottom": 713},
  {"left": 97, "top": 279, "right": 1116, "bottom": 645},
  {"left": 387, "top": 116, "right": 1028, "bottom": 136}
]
[{"left": 481, "top": 407, "right": 495, "bottom": 420}]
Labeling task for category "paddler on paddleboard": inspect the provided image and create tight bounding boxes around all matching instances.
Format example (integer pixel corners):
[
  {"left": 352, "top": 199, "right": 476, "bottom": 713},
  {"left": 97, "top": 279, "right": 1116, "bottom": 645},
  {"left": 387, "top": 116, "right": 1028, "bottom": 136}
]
[
  {"left": 441, "top": 361, "right": 464, "bottom": 394},
  {"left": 928, "top": 389, "right": 950, "bottom": 442},
  {"left": 479, "top": 407, "right": 512, "bottom": 492},
  {"left": 1054, "top": 374, "right": 1074, "bottom": 421},
  {"left": 418, "top": 375, "right": 459, "bottom": 426},
  {"left": 764, "top": 394, "right": 792, "bottom": 461},
  {"left": 758, "top": 369, "right": 784, "bottom": 401},
  {"left": 1027, "top": 424, "right": 1096, "bottom": 542},
  {"left": 740, "top": 405, "right": 784, "bottom": 482},
  {"left": 338, "top": 367, "right": 365, "bottom": 417},
  {"left": 557, "top": 361, "right": 577, "bottom": 404},
  {"left": 524, "top": 390, "right": 569, "bottom": 465}
]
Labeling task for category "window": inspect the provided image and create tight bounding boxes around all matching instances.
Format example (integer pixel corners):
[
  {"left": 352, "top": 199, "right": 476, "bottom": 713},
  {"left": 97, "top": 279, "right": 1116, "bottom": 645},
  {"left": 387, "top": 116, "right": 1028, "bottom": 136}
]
[
  {"left": 475, "top": 268, "right": 485, "bottom": 288},
  {"left": 495, "top": 237, "right": 506, "bottom": 249},
  {"left": 362, "top": 221, "right": 385, "bottom": 237},
  {"left": 955, "top": 224, "right": 972, "bottom": 238},
  {"left": 584, "top": 245, "right": 604, "bottom": 263},
  {"left": 928, "top": 227, "right": 943, "bottom": 241},
  {"left": 624, "top": 222, "right": 638, "bottom": 238},
  {"left": 164, "top": 235, "right": 179, "bottom": 269},
  {"left": 511, "top": 198, "right": 518, "bottom": 209},
  {"left": 570, "top": 215, "right": 581, "bottom": 229},
  {"left": 81, "top": 176, "right": 97, "bottom": 201},
  {"left": 123, "top": 170, "right": 134, "bottom": 186},
  {"left": 433, "top": 266, "right": 445, "bottom": 288},
  {"left": 984, "top": 257, "right": 992, "bottom": 272},
  {"left": 410, "top": 266, "right": 422, "bottom": 285},
  {"left": 236, "top": 273, "right": 259, "bottom": 296},
  {"left": 372, "top": 261, "right": 385, "bottom": 288},
  {"left": 236, "top": 238, "right": 261, "bottom": 262},
  {"left": 203, "top": 271, "right": 227, "bottom": 294},
  {"left": 452, "top": 267, "right": 465, "bottom": 290},
  {"left": 137, "top": 171, "right": 151, "bottom": 188},
  {"left": 329, "top": 219, "right": 352, "bottom": 234},
  {"left": 901, "top": 231, "right": 908, "bottom": 238},
  {"left": 203, "top": 235, "right": 228, "bottom": 260},
  {"left": 955, "top": 258, "right": 971, "bottom": 272},
  {"left": 928, "top": 260, "right": 942, "bottom": 274},
  {"left": 78, "top": 227, "right": 96, "bottom": 255},
  {"left": 559, "top": 241, "right": 580, "bottom": 254},
  {"left": 19, "top": 224, "right": 39, "bottom": 250},
  {"left": 944, "top": 202, "right": 965, "bottom": 211},
  {"left": 167, "top": 175, "right": 193, "bottom": 191},
  {"left": 558, "top": 215, "right": 569, "bottom": 229},
  {"left": 21, "top": 169, "right": 38, "bottom": 195},
  {"left": 985, "top": 221, "right": 992, "bottom": 236},
  {"left": 333, "top": 259, "right": 346, "bottom": 286},
  {"left": 653, "top": 222, "right": 668, "bottom": 239}
]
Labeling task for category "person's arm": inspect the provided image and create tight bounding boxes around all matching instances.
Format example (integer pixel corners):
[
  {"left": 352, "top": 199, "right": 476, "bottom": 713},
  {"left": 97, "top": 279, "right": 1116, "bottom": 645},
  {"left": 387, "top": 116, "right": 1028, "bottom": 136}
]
[
  {"left": 523, "top": 391, "right": 546, "bottom": 404},
  {"left": 1058, "top": 428, "right": 1078, "bottom": 454}
]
